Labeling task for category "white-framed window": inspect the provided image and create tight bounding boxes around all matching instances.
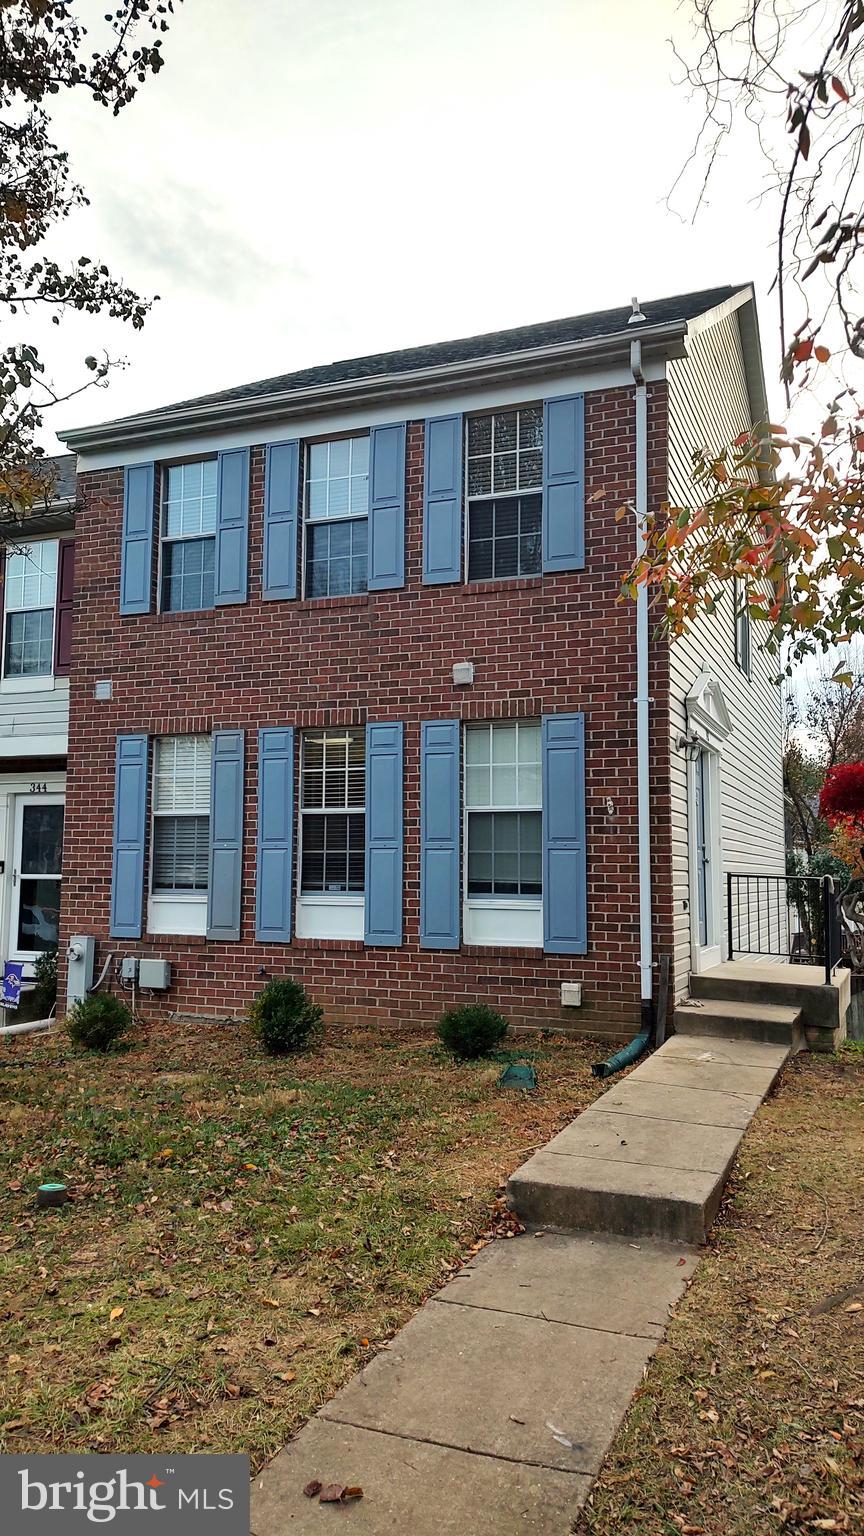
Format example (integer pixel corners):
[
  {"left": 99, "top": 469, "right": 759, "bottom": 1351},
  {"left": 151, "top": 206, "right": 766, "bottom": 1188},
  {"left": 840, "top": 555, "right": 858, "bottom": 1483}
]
[
  {"left": 463, "top": 720, "right": 543, "bottom": 946},
  {"left": 3, "top": 539, "right": 58, "bottom": 681},
  {"left": 160, "top": 460, "right": 217, "bottom": 612},
  {"left": 304, "top": 436, "right": 369, "bottom": 599},
  {"left": 466, "top": 407, "right": 543, "bottom": 581},
  {"left": 148, "top": 734, "right": 211, "bottom": 935},
  {"left": 734, "top": 579, "right": 751, "bottom": 677},
  {"left": 296, "top": 727, "right": 365, "bottom": 939}
]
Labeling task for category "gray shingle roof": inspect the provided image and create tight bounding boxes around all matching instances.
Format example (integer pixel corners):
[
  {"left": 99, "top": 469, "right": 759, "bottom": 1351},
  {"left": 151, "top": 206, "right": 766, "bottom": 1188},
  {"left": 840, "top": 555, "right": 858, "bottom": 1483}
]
[
  {"left": 33, "top": 453, "right": 77, "bottom": 503},
  {"left": 132, "top": 283, "right": 747, "bottom": 420}
]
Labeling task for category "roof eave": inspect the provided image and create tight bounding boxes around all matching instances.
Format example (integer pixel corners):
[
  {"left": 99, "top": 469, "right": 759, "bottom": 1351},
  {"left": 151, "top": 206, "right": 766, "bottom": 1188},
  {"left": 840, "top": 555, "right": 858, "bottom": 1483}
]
[{"left": 60, "top": 319, "right": 689, "bottom": 453}]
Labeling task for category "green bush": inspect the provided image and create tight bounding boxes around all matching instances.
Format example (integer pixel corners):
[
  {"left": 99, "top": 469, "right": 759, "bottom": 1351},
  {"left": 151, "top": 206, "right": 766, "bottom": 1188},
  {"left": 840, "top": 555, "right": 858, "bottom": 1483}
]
[
  {"left": 437, "top": 1002, "right": 509, "bottom": 1059},
  {"left": 247, "top": 977, "right": 323, "bottom": 1056},
  {"left": 32, "top": 945, "right": 58, "bottom": 1017},
  {"left": 67, "top": 992, "right": 131, "bottom": 1053}
]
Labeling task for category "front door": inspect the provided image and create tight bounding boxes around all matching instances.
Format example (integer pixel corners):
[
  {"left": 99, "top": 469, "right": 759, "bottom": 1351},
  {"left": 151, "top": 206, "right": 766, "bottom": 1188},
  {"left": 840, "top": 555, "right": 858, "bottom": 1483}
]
[
  {"left": 9, "top": 796, "right": 64, "bottom": 963},
  {"left": 691, "top": 749, "right": 722, "bottom": 971}
]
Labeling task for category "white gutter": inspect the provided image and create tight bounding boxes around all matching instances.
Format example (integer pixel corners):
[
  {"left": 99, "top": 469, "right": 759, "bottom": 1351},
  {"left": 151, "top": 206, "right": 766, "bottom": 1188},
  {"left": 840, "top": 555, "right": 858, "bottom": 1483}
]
[
  {"left": 630, "top": 337, "right": 654, "bottom": 1017},
  {"left": 60, "top": 319, "right": 689, "bottom": 453}
]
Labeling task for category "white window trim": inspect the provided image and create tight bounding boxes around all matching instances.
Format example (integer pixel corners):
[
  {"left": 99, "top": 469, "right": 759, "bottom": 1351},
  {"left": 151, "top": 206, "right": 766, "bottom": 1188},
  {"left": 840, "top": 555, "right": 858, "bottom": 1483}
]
[
  {"left": 463, "top": 403, "right": 544, "bottom": 583},
  {"left": 462, "top": 721, "right": 543, "bottom": 947},
  {"left": 296, "top": 726, "right": 366, "bottom": 938},
  {"left": 157, "top": 457, "right": 218, "bottom": 615},
  {"left": 0, "top": 535, "right": 59, "bottom": 691},
  {"left": 302, "top": 433, "right": 370, "bottom": 601},
  {"left": 147, "top": 734, "right": 211, "bottom": 937}
]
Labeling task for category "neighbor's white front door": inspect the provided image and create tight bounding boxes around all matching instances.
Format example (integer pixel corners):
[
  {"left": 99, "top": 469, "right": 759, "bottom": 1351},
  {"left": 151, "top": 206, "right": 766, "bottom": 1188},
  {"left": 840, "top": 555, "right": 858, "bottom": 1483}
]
[
  {"left": 9, "top": 795, "right": 64, "bottom": 964},
  {"left": 690, "top": 748, "right": 723, "bottom": 972}
]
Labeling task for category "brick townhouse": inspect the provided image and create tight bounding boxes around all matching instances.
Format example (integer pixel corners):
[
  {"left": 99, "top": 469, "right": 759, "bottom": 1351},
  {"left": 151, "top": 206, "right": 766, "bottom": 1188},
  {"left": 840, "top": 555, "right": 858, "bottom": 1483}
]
[{"left": 54, "top": 283, "right": 785, "bottom": 1038}]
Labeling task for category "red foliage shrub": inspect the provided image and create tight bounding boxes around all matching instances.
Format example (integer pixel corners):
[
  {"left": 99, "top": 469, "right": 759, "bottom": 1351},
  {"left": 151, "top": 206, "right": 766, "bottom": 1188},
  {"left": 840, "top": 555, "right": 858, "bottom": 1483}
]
[{"left": 819, "top": 763, "right": 864, "bottom": 830}]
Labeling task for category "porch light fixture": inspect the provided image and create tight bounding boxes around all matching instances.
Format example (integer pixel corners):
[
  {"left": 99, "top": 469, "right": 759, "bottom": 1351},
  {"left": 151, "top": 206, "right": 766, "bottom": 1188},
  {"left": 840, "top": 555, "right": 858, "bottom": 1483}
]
[{"left": 676, "top": 730, "right": 704, "bottom": 761}]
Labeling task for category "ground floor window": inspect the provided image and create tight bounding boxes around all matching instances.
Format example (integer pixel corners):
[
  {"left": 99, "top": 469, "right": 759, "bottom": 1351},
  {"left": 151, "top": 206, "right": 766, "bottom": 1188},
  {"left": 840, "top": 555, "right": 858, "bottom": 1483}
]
[
  {"left": 463, "top": 720, "right": 542, "bottom": 946},
  {"left": 149, "top": 734, "right": 211, "bottom": 936},
  {"left": 297, "top": 727, "right": 366, "bottom": 939}
]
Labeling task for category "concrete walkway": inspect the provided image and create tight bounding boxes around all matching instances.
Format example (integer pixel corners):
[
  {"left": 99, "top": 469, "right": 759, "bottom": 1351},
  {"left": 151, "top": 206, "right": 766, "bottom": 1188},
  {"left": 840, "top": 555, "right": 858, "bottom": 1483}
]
[{"left": 251, "top": 1032, "right": 789, "bottom": 1534}]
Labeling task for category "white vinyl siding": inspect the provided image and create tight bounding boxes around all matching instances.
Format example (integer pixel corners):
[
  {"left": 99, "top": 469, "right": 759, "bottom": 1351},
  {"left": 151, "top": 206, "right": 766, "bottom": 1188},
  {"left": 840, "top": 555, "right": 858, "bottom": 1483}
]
[{"left": 666, "top": 307, "right": 785, "bottom": 995}]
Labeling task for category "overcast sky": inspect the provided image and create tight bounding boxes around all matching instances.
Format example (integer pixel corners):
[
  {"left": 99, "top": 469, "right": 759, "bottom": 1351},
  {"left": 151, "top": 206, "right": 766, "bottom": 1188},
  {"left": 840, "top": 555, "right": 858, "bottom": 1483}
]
[{"left": 38, "top": 0, "right": 785, "bottom": 450}]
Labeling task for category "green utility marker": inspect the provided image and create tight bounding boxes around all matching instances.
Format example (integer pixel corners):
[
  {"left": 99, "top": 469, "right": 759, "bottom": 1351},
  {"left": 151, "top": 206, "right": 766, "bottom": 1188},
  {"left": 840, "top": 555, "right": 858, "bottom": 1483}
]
[{"left": 37, "top": 1183, "right": 68, "bottom": 1209}]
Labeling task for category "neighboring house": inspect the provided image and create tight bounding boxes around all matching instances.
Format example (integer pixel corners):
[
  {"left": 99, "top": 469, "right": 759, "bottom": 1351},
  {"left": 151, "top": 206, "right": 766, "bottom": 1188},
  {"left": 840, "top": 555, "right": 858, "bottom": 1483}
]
[
  {"left": 0, "top": 455, "right": 76, "bottom": 1004},
  {"left": 57, "top": 284, "right": 785, "bottom": 1037}
]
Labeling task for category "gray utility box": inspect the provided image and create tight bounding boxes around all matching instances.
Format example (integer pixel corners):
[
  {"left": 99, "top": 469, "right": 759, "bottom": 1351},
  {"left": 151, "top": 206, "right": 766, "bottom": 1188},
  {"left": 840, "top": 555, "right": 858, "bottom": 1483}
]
[
  {"left": 67, "top": 936, "right": 96, "bottom": 1007},
  {"left": 138, "top": 958, "right": 172, "bottom": 990}
]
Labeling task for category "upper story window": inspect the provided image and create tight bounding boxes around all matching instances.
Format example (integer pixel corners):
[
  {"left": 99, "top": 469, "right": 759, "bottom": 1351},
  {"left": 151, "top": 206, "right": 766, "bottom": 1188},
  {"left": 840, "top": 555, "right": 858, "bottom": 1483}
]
[
  {"left": 466, "top": 407, "right": 543, "bottom": 581},
  {"left": 3, "top": 540, "right": 58, "bottom": 677},
  {"left": 161, "top": 461, "right": 217, "bottom": 612},
  {"left": 305, "top": 436, "right": 369, "bottom": 598},
  {"left": 300, "top": 727, "right": 366, "bottom": 892},
  {"left": 151, "top": 735, "right": 211, "bottom": 895},
  {"left": 465, "top": 721, "right": 542, "bottom": 897},
  {"left": 734, "top": 579, "right": 751, "bottom": 677}
]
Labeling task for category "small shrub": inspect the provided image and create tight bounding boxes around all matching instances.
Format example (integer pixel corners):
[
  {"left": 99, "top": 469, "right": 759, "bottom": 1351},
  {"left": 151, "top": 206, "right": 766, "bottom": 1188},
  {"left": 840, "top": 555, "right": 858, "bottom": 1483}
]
[
  {"left": 437, "top": 1003, "right": 509, "bottom": 1059},
  {"left": 247, "top": 977, "right": 323, "bottom": 1056},
  {"left": 67, "top": 992, "right": 131, "bottom": 1053},
  {"left": 32, "top": 946, "right": 58, "bottom": 1017}
]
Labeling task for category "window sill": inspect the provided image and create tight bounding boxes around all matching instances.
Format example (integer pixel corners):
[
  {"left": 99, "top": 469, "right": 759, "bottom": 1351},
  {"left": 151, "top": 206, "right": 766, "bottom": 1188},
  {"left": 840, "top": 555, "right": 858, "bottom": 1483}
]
[
  {"left": 296, "top": 893, "right": 364, "bottom": 941},
  {"left": 148, "top": 895, "right": 207, "bottom": 937},
  {"left": 296, "top": 593, "right": 370, "bottom": 612},
  {"left": 465, "top": 575, "right": 543, "bottom": 594},
  {"left": 0, "top": 674, "right": 57, "bottom": 694},
  {"left": 154, "top": 608, "right": 217, "bottom": 624},
  {"left": 463, "top": 897, "right": 543, "bottom": 948}
]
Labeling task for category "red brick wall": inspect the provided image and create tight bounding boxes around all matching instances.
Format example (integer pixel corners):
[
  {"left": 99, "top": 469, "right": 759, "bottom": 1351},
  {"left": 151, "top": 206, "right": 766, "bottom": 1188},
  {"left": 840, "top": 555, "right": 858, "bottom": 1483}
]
[{"left": 61, "top": 382, "right": 675, "bottom": 1039}]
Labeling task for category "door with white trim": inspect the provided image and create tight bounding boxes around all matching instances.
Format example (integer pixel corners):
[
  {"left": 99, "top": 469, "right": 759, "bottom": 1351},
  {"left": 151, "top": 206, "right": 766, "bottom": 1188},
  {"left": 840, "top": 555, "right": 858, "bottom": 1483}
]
[
  {"left": 9, "top": 795, "right": 64, "bottom": 962},
  {"left": 690, "top": 748, "right": 722, "bottom": 972}
]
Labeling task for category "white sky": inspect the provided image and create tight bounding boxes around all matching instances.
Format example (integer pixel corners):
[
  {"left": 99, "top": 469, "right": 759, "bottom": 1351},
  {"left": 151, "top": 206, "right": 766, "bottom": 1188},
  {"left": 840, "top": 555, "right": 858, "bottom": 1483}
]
[{"left": 34, "top": 0, "right": 788, "bottom": 451}]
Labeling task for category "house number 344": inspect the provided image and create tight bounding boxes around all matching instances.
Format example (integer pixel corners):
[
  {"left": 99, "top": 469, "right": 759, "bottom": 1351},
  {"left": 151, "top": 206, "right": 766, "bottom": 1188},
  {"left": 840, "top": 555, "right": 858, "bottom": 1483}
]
[{"left": 29, "top": 781, "right": 48, "bottom": 793}]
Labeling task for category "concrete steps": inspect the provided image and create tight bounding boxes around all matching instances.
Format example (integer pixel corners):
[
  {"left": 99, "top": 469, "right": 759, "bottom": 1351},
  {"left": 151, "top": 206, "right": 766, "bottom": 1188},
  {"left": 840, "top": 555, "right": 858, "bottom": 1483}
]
[
  {"left": 507, "top": 1033, "right": 789, "bottom": 1244},
  {"left": 674, "top": 998, "right": 803, "bottom": 1048},
  {"left": 689, "top": 962, "right": 849, "bottom": 1049}
]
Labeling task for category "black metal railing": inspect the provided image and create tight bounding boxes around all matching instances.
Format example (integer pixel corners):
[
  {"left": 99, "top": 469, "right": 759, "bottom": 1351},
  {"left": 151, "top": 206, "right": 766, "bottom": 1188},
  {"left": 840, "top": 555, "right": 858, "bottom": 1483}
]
[{"left": 726, "top": 873, "right": 843, "bottom": 986}]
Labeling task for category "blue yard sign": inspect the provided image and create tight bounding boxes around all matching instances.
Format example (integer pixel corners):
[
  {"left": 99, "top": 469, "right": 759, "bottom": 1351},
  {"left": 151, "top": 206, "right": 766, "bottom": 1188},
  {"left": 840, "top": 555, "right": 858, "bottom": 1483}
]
[{"left": 1, "top": 962, "right": 23, "bottom": 1008}]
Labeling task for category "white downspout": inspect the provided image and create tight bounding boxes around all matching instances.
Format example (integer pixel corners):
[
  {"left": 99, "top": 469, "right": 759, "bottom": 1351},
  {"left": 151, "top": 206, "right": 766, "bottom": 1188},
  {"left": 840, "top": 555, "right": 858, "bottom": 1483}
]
[{"left": 630, "top": 336, "right": 654, "bottom": 1024}]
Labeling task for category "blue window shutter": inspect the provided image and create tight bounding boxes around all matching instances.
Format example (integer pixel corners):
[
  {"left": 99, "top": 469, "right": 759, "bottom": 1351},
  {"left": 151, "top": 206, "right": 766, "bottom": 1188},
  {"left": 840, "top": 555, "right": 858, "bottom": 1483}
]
[
  {"left": 542, "top": 394, "right": 585, "bottom": 572},
  {"left": 368, "top": 423, "right": 406, "bottom": 590},
  {"left": 207, "top": 730, "right": 245, "bottom": 940},
  {"left": 542, "top": 713, "right": 587, "bottom": 954},
  {"left": 420, "top": 720, "right": 460, "bottom": 948},
  {"left": 263, "top": 440, "right": 300, "bottom": 600},
  {"left": 214, "top": 448, "right": 250, "bottom": 605},
  {"left": 423, "top": 414, "right": 463, "bottom": 584},
  {"left": 120, "top": 463, "right": 155, "bottom": 615},
  {"left": 364, "top": 721, "right": 404, "bottom": 945},
  {"left": 109, "top": 734, "right": 148, "bottom": 938},
  {"left": 256, "top": 728, "right": 294, "bottom": 942}
]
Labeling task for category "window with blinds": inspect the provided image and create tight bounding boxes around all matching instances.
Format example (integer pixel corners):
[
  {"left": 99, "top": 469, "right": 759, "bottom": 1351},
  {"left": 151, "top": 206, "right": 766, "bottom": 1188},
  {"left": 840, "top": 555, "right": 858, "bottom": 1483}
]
[
  {"left": 300, "top": 728, "right": 366, "bottom": 893},
  {"left": 152, "top": 735, "right": 211, "bottom": 892},
  {"left": 464, "top": 721, "right": 542, "bottom": 898}
]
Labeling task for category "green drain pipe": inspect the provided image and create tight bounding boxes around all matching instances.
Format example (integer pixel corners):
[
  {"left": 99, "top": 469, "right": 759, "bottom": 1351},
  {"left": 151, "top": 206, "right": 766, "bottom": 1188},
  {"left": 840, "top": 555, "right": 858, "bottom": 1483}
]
[{"left": 591, "top": 1021, "right": 652, "bottom": 1080}]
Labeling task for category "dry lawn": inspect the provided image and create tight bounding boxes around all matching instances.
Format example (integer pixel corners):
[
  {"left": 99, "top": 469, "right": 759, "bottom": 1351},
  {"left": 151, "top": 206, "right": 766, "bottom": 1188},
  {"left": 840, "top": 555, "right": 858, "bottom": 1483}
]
[
  {"left": 0, "top": 1016, "right": 604, "bottom": 1471},
  {"left": 578, "top": 1047, "right": 864, "bottom": 1536}
]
